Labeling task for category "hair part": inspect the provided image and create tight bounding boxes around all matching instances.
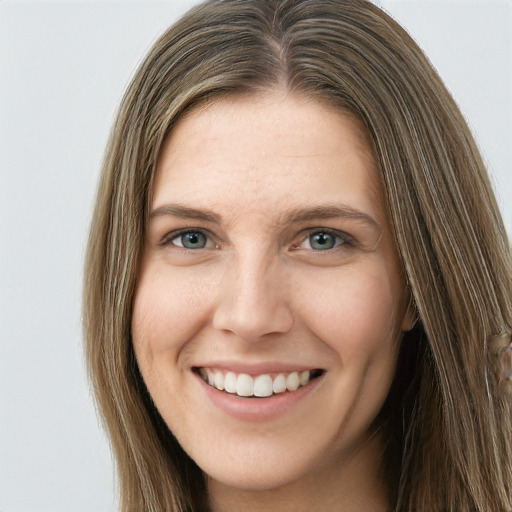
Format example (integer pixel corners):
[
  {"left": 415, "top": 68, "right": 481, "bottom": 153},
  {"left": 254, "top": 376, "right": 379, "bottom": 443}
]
[{"left": 83, "top": 1, "right": 512, "bottom": 510}]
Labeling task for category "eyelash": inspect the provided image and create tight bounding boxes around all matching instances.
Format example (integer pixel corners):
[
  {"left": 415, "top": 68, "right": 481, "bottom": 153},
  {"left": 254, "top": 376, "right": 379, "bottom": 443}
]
[
  {"left": 293, "top": 228, "right": 353, "bottom": 252},
  {"left": 160, "top": 228, "right": 218, "bottom": 250},
  {"left": 160, "top": 227, "right": 354, "bottom": 252}
]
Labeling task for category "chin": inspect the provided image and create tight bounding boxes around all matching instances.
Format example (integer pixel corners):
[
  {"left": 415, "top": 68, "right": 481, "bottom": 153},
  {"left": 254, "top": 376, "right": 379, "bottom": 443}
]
[{"left": 204, "top": 459, "right": 313, "bottom": 493}]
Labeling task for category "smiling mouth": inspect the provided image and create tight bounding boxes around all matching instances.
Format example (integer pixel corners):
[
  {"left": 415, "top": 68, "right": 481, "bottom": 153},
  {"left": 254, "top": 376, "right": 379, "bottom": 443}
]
[{"left": 195, "top": 367, "right": 325, "bottom": 398}]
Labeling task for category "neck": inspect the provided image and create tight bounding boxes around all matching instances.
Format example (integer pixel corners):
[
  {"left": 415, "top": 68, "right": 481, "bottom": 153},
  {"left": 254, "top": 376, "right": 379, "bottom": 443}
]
[{"left": 207, "top": 434, "right": 391, "bottom": 512}]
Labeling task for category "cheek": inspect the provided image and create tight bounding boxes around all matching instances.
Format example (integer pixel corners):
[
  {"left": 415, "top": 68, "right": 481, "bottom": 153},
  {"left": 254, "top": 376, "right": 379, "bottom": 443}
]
[
  {"left": 131, "top": 261, "right": 219, "bottom": 361},
  {"left": 295, "top": 262, "right": 404, "bottom": 362}
]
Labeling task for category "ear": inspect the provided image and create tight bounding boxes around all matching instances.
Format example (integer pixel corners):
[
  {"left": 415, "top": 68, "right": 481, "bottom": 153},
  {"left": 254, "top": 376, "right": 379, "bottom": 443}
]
[{"left": 401, "top": 293, "right": 418, "bottom": 332}]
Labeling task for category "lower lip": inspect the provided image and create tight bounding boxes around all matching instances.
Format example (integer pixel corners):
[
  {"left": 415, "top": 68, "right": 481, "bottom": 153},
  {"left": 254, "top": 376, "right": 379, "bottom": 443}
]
[{"left": 194, "top": 371, "right": 325, "bottom": 422}]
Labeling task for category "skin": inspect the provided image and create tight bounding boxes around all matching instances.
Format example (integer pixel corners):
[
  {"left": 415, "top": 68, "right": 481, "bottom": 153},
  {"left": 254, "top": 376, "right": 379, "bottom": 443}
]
[{"left": 131, "top": 91, "right": 414, "bottom": 512}]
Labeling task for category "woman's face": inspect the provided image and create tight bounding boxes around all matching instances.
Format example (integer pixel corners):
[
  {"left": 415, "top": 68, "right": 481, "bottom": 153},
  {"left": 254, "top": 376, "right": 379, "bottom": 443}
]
[{"left": 132, "top": 93, "right": 413, "bottom": 497}]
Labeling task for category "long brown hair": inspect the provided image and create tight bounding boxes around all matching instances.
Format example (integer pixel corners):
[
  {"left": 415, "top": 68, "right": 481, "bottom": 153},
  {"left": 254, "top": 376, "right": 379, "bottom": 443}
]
[{"left": 83, "top": 1, "right": 512, "bottom": 510}]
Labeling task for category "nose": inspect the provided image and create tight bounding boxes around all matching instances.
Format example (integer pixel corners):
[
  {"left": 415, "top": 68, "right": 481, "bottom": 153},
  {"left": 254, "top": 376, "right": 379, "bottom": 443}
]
[{"left": 212, "top": 250, "right": 294, "bottom": 342}]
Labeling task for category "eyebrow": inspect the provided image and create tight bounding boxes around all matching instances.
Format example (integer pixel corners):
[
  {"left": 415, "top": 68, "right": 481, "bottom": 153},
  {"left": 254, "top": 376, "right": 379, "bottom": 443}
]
[
  {"left": 149, "top": 203, "right": 381, "bottom": 232},
  {"left": 282, "top": 205, "right": 380, "bottom": 231},
  {"left": 150, "top": 204, "right": 222, "bottom": 223}
]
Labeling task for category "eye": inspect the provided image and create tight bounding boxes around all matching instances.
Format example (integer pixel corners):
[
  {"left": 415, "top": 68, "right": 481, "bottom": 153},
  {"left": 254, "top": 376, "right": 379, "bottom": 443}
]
[
  {"left": 167, "top": 230, "right": 214, "bottom": 249},
  {"left": 296, "top": 230, "right": 349, "bottom": 251}
]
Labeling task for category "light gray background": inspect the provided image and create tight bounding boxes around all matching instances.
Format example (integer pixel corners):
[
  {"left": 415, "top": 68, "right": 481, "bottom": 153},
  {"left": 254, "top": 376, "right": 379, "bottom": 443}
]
[{"left": 1, "top": 1, "right": 510, "bottom": 511}]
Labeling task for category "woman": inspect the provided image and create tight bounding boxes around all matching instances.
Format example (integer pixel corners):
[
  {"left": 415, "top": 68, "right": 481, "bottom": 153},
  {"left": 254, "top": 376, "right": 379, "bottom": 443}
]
[{"left": 83, "top": 0, "right": 512, "bottom": 510}]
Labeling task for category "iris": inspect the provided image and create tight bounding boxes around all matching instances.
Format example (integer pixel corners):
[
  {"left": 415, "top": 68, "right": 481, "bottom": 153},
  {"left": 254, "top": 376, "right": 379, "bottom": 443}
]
[
  {"left": 309, "top": 232, "right": 339, "bottom": 250},
  {"left": 179, "top": 231, "right": 207, "bottom": 249}
]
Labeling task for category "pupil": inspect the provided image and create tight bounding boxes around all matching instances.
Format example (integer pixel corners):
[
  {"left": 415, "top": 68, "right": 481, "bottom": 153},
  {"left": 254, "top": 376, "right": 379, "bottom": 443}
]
[
  {"left": 311, "top": 233, "right": 335, "bottom": 250},
  {"left": 183, "top": 232, "right": 205, "bottom": 248}
]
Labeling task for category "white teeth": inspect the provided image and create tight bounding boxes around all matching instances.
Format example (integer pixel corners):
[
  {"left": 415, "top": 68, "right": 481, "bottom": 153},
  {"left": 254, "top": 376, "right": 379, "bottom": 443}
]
[
  {"left": 199, "top": 368, "right": 320, "bottom": 397},
  {"left": 237, "top": 374, "right": 253, "bottom": 397},
  {"left": 300, "top": 370, "right": 310, "bottom": 386},
  {"left": 214, "top": 371, "right": 224, "bottom": 391},
  {"left": 224, "top": 372, "right": 237, "bottom": 394},
  {"left": 286, "top": 372, "right": 300, "bottom": 391},
  {"left": 272, "top": 373, "right": 286, "bottom": 394},
  {"left": 254, "top": 374, "right": 273, "bottom": 397}
]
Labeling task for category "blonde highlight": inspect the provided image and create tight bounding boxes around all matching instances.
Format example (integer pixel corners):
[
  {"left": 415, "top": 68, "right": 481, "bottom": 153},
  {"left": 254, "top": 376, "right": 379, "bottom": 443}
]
[{"left": 83, "top": 1, "right": 512, "bottom": 510}]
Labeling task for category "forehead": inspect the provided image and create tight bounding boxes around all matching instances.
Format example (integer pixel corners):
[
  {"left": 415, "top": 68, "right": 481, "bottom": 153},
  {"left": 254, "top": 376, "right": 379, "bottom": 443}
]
[{"left": 153, "top": 92, "right": 384, "bottom": 223}]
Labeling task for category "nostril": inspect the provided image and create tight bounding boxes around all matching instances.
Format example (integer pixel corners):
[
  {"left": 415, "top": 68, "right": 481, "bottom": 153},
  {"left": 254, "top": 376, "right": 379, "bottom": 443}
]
[{"left": 212, "top": 300, "right": 294, "bottom": 341}]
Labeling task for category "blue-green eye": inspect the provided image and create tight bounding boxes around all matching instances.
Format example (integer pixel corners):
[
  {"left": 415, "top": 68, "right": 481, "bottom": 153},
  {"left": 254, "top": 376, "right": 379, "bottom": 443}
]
[
  {"left": 309, "top": 232, "right": 338, "bottom": 250},
  {"left": 172, "top": 231, "right": 208, "bottom": 249},
  {"left": 298, "top": 230, "right": 348, "bottom": 251}
]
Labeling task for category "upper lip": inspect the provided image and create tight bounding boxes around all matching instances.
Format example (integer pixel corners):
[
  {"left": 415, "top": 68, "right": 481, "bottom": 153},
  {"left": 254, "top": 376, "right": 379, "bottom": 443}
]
[{"left": 193, "top": 361, "right": 324, "bottom": 375}]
